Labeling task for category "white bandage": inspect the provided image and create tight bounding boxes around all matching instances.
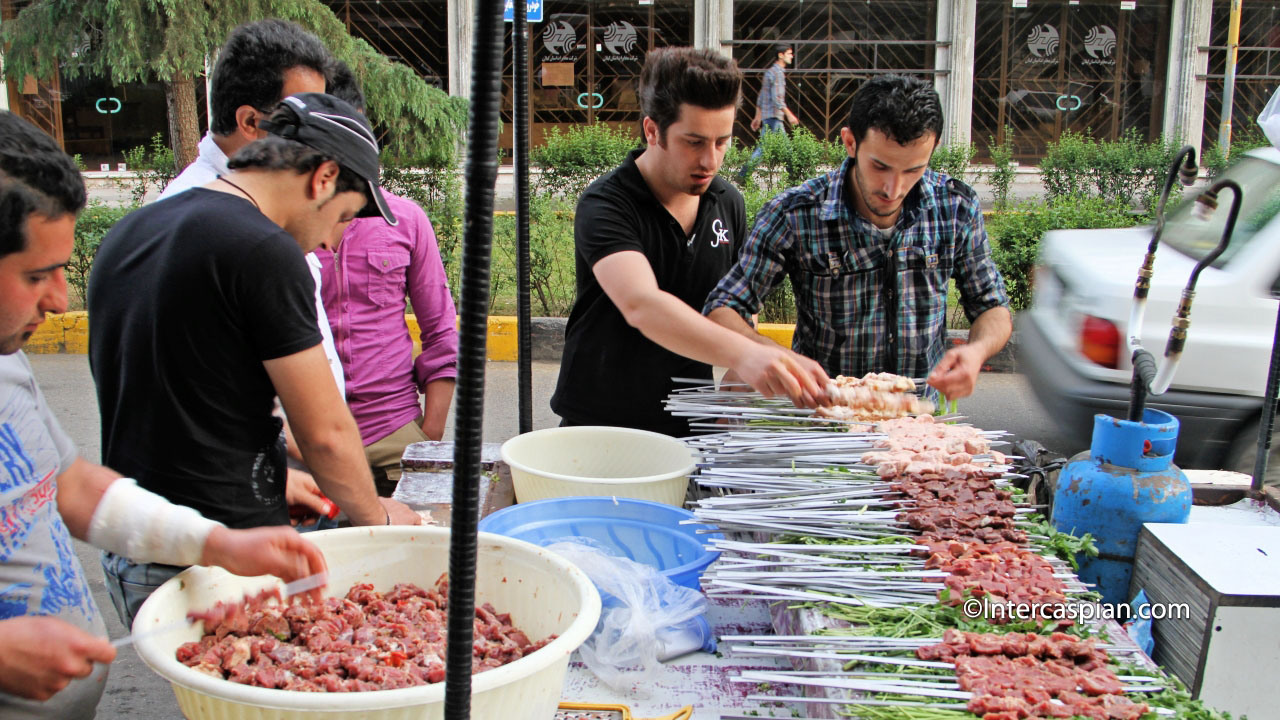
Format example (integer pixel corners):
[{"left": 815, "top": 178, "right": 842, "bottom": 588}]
[{"left": 87, "top": 478, "right": 223, "bottom": 566}]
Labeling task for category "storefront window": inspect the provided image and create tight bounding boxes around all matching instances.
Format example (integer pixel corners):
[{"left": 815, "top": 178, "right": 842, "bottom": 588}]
[
  {"left": 972, "top": 0, "right": 1169, "bottom": 161},
  {"left": 500, "top": 0, "right": 693, "bottom": 154},
  {"left": 327, "top": 0, "right": 449, "bottom": 89},
  {"left": 1203, "top": 0, "right": 1280, "bottom": 151},
  {"left": 733, "top": 0, "right": 937, "bottom": 143},
  {"left": 58, "top": 74, "right": 172, "bottom": 170}
]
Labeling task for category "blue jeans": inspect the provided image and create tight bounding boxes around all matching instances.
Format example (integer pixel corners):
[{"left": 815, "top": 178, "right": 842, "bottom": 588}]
[
  {"left": 101, "top": 551, "right": 186, "bottom": 630},
  {"left": 295, "top": 516, "right": 340, "bottom": 533},
  {"left": 739, "top": 117, "right": 786, "bottom": 181}
]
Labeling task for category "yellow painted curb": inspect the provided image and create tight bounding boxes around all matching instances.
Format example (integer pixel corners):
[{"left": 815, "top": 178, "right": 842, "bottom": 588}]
[
  {"left": 25, "top": 312, "right": 532, "bottom": 363},
  {"left": 30, "top": 312, "right": 797, "bottom": 363},
  {"left": 27, "top": 311, "right": 89, "bottom": 354},
  {"left": 758, "top": 322, "right": 795, "bottom": 349}
]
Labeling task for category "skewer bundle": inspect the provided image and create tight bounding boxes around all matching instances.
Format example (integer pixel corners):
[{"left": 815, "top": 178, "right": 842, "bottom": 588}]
[
  {"left": 667, "top": 380, "right": 1134, "bottom": 717},
  {"left": 667, "top": 373, "right": 934, "bottom": 431},
  {"left": 666, "top": 377, "right": 1225, "bottom": 719},
  {"left": 683, "top": 408, "right": 1100, "bottom": 630},
  {"left": 722, "top": 631, "right": 1167, "bottom": 720}
]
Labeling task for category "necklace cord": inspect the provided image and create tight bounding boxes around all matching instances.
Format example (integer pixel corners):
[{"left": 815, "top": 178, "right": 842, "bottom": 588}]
[{"left": 215, "top": 175, "right": 262, "bottom": 212}]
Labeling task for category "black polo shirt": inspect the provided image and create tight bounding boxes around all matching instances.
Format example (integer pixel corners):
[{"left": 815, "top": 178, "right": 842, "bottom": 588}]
[{"left": 551, "top": 149, "right": 746, "bottom": 437}]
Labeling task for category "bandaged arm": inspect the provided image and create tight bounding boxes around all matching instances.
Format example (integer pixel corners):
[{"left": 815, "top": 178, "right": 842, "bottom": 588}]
[{"left": 56, "top": 457, "right": 221, "bottom": 566}]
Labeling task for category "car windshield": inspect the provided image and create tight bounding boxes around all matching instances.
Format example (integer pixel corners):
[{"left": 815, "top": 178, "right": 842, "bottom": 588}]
[{"left": 1162, "top": 156, "right": 1280, "bottom": 266}]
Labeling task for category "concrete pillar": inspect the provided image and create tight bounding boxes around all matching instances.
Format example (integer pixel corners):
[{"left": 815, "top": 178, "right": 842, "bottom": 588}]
[
  {"left": 934, "top": 0, "right": 976, "bottom": 147},
  {"left": 696, "top": 0, "right": 734, "bottom": 58},
  {"left": 449, "top": 0, "right": 475, "bottom": 99},
  {"left": 1163, "top": 0, "right": 1213, "bottom": 154}
]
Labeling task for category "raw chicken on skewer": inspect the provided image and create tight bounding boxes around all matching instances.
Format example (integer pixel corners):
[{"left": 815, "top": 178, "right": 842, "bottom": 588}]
[{"left": 816, "top": 373, "right": 936, "bottom": 421}]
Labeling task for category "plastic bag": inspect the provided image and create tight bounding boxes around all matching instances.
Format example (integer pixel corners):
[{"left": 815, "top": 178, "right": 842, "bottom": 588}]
[
  {"left": 1258, "top": 85, "right": 1280, "bottom": 148},
  {"left": 545, "top": 538, "right": 708, "bottom": 692},
  {"left": 1124, "top": 589, "right": 1155, "bottom": 656}
]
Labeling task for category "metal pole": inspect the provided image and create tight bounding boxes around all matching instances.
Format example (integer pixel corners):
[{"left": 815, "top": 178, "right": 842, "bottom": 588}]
[
  {"left": 1218, "top": 0, "right": 1243, "bottom": 153},
  {"left": 445, "top": 0, "right": 503, "bottom": 716},
  {"left": 1251, "top": 302, "right": 1280, "bottom": 494},
  {"left": 514, "top": 0, "right": 533, "bottom": 435}
]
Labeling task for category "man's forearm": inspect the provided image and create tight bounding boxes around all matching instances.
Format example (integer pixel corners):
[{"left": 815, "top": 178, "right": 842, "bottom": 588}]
[
  {"left": 421, "top": 378, "right": 455, "bottom": 441},
  {"left": 708, "top": 305, "right": 781, "bottom": 347},
  {"left": 282, "top": 420, "right": 303, "bottom": 462},
  {"left": 966, "top": 306, "right": 1013, "bottom": 361},
  {"left": 622, "top": 292, "right": 766, "bottom": 370},
  {"left": 295, "top": 427, "right": 385, "bottom": 526}
]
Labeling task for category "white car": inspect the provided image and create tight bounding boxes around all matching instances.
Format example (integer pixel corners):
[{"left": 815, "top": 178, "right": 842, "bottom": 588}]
[{"left": 1020, "top": 147, "right": 1280, "bottom": 481}]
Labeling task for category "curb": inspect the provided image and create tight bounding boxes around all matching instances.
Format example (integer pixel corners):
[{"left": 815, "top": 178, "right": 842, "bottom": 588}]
[
  {"left": 31, "top": 312, "right": 1017, "bottom": 372},
  {"left": 27, "top": 311, "right": 90, "bottom": 354}
]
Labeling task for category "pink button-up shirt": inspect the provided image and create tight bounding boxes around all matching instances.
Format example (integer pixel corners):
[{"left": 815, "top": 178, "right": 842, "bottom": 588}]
[{"left": 315, "top": 191, "right": 458, "bottom": 446}]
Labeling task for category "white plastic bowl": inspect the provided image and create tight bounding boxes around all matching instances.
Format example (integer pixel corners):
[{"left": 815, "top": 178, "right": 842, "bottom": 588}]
[
  {"left": 132, "top": 526, "right": 602, "bottom": 720},
  {"left": 500, "top": 426, "right": 698, "bottom": 507}
]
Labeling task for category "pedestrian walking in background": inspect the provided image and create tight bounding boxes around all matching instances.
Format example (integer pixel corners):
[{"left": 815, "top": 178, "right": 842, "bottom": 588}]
[{"left": 738, "top": 43, "right": 799, "bottom": 183}]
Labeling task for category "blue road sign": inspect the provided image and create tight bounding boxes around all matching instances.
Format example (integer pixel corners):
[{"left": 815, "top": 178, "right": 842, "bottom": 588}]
[{"left": 503, "top": 0, "right": 543, "bottom": 22}]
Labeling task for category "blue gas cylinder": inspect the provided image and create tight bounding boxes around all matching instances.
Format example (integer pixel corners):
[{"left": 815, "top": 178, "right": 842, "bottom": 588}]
[{"left": 1051, "top": 409, "right": 1191, "bottom": 605}]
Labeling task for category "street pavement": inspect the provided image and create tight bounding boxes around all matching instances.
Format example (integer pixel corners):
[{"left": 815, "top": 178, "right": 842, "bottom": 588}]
[{"left": 27, "top": 353, "right": 1079, "bottom": 719}]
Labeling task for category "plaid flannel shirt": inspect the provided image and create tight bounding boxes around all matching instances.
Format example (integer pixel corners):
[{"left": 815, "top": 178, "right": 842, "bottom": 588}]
[
  {"left": 703, "top": 158, "right": 1009, "bottom": 385},
  {"left": 758, "top": 64, "right": 787, "bottom": 122}
]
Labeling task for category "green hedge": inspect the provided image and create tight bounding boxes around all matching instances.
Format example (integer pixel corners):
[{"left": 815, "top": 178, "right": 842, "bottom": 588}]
[
  {"left": 531, "top": 123, "right": 640, "bottom": 199},
  {"left": 1038, "top": 130, "right": 1180, "bottom": 212},
  {"left": 986, "top": 197, "right": 1140, "bottom": 311},
  {"left": 72, "top": 125, "right": 1170, "bottom": 323},
  {"left": 69, "top": 202, "right": 133, "bottom": 308}
]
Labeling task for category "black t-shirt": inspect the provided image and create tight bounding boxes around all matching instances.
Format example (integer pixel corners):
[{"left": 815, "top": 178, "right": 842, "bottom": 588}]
[
  {"left": 551, "top": 149, "right": 746, "bottom": 436},
  {"left": 87, "top": 188, "right": 322, "bottom": 529}
]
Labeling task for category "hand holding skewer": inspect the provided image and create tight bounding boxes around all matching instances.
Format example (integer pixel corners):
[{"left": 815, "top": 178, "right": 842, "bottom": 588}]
[
  {"left": 725, "top": 343, "right": 830, "bottom": 409},
  {"left": 927, "top": 343, "right": 986, "bottom": 400}
]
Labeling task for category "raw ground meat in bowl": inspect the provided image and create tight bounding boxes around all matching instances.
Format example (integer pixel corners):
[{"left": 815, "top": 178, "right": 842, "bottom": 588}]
[{"left": 132, "top": 526, "right": 602, "bottom": 720}]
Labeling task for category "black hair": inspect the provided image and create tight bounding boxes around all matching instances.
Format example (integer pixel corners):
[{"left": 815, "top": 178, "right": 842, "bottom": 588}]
[
  {"left": 845, "top": 74, "right": 944, "bottom": 147},
  {"left": 209, "top": 19, "right": 332, "bottom": 136},
  {"left": 327, "top": 61, "right": 366, "bottom": 113},
  {"left": 227, "top": 136, "right": 366, "bottom": 197},
  {"left": 774, "top": 43, "right": 792, "bottom": 59},
  {"left": 0, "top": 111, "right": 86, "bottom": 258},
  {"left": 638, "top": 47, "right": 742, "bottom": 141}
]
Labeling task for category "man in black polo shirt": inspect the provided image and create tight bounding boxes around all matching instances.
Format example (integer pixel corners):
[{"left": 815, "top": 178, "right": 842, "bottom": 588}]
[{"left": 551, "top": 47, "right": 828, "bottom": 437}]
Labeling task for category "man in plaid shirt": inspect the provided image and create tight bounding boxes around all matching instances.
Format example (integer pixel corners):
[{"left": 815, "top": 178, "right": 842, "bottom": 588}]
[{"left": 705, "top": 75, "right": 1011, "bottom": 401}]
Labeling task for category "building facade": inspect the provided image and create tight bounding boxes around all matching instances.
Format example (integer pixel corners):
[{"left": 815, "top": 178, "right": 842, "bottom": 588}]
[
  {"left": 346, "top": 0, "right": 1280, "bottom": 160},
  {"left": 4, "top": 0, "right": 1277, "bottom": 166}
]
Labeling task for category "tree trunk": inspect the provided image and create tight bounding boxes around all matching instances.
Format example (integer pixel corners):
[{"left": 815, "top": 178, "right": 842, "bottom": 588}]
[{"left": 164, "top": 76, "right": 201, "bottom": 171}]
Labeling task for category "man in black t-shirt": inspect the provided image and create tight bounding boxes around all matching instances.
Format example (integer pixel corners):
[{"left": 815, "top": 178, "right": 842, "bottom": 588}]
[
  {"left": 551, "top": 48, "right": 828, "bottom": 437},
  {"left": 88, "top": 94, "right": 421, "bottom": 627}
]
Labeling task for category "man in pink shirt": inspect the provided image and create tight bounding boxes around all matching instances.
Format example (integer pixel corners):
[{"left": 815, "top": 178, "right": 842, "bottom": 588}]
[{"left": 316, "top": 67, "right": 458, "bottom": 496}]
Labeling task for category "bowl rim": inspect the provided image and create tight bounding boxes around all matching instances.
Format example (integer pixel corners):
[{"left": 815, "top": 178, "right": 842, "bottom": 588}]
[
  {"left": 500, "top": 426, "right": 698, "bottom": 485},
  {"left": 132, "top": 527, "right": 603, "bottom": 711},
  {"left": 477, "top": 496, "right": 724, "bottom": 580}
]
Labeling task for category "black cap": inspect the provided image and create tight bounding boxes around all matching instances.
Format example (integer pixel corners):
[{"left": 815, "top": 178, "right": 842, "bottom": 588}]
[{"left": 259, "top": 92, "right": 396, "bottom": 226}]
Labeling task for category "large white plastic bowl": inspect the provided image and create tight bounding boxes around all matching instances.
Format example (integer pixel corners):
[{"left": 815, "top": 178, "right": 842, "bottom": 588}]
[
  {"left": 500, "top": 426, "right": 698, "bottom": 507},
  {"left": 132, "top": 526, "right": 602, "bottom": 720}
]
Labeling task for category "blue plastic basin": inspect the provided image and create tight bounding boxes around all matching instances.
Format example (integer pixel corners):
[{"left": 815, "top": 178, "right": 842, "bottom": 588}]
[{"left": 478, "top": 496, "right": 722, "bottom": 591}]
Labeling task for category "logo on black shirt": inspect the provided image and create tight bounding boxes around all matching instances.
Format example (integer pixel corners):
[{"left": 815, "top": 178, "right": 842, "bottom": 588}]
[{"left": 711, "top": 218, "right": 731, "bottom": 248}]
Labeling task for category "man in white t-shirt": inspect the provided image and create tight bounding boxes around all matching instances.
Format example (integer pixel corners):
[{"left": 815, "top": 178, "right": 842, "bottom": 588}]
[{"left": 0, "top": 110, "right": 328, "bottom": 720}]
